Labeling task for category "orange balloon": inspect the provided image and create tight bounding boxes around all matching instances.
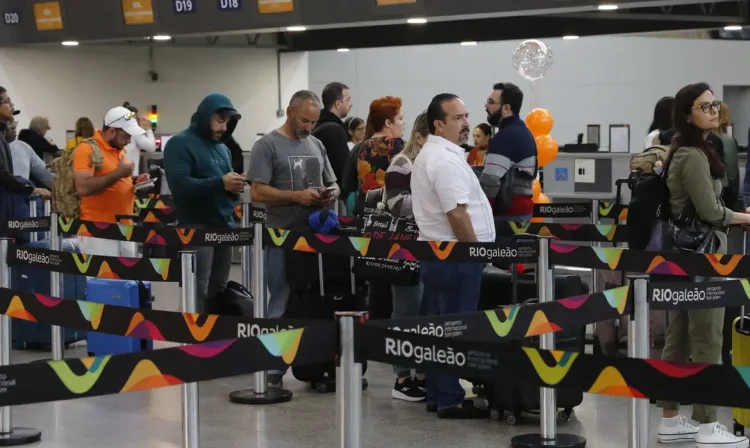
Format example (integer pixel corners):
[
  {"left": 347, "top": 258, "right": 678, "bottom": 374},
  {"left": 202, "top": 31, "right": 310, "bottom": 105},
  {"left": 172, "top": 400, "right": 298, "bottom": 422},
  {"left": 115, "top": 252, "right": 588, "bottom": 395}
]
[
  {"left": 526, "top": 108, "right": 554, "bottom": 137},
  {"left": 535, "top": 135, "right": 559, "bottom": 168},
  {"left": 535, "top": 192, "right": 550, "bottom": 204},
  {"left": 532, "top": 179, "right": 541, "bottom": 200}
]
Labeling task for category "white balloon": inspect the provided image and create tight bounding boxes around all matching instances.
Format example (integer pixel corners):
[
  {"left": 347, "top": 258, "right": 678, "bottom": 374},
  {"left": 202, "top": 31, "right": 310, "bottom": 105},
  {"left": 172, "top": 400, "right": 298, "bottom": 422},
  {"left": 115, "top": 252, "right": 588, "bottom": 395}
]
[{"left": 512, "top": 40, "right": 554, "bottom": 82}]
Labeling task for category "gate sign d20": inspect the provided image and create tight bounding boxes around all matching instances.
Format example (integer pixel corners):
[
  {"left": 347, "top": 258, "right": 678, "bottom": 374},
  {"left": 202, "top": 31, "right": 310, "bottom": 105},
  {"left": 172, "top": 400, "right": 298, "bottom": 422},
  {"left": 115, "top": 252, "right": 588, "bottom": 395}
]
[
  {"left": 3, "top": 11, "right": 20, "bottom": 25},
  {"left": 33, "top": 2, "right": 63, "bottom": 31},
  {"left": 218, "top": 0, "right": 242, "bottom": 10},
  {"left": 173, "top": 0, "right": 196, "bottom": 13}
]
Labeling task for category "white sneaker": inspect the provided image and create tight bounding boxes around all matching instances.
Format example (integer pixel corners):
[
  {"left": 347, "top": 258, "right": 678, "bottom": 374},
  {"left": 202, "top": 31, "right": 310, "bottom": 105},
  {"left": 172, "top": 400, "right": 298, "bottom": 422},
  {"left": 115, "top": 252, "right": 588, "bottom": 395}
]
[
  {"left": 696, "top": 422, "right": 749, "bottom": 448},
  {"left": 658, "top": 416, "right": 699, "bottom": 443}
]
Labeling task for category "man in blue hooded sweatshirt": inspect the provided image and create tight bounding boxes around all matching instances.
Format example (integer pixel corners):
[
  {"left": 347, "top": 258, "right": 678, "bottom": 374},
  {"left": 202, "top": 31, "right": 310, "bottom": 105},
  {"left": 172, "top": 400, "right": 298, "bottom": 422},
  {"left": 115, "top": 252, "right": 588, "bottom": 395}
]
[{"left": 164, "top": 93, "right": 245, "bottom": 313}]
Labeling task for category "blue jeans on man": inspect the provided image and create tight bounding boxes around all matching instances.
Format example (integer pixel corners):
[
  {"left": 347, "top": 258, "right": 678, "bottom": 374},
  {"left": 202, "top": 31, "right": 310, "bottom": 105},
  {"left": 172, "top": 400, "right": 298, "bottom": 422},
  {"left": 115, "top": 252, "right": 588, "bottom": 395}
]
[
  {"left": 265, "top": 247, "right": 289, "bottom": 380},
  {"left": 421, "top": 260, "right": 484, "bottom": 410}
]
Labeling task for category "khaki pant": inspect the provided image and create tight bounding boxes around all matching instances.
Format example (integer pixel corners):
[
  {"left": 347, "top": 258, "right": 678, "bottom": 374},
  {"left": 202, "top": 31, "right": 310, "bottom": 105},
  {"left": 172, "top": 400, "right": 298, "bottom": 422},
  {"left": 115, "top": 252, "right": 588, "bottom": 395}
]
[{"left": 656, "top": 308, "right": 724, "bottom": 423}]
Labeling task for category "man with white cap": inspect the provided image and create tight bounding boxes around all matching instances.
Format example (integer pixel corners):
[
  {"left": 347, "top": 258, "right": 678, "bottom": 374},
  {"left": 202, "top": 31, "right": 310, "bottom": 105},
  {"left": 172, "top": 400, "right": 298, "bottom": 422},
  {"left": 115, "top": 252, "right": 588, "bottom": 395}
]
[{"left": 73, "top": 106, "right": 150, "bottom": 256}]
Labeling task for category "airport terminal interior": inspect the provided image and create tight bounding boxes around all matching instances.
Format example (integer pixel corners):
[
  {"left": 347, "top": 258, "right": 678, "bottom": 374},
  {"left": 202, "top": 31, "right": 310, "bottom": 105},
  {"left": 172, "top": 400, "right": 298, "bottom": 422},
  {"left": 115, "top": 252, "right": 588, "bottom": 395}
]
[{"left": 4, "top": 0, "right": 750, "bottom": 447}]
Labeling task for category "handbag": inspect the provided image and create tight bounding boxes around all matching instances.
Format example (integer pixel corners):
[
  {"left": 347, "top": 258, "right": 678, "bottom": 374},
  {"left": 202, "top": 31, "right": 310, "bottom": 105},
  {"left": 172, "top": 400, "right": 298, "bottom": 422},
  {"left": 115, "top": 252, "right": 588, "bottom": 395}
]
[
  {"left": 670, "top": 203, "right": 719, "bottom": 254},
  {"left": 351, "top": 212, "right": 421, "bottom": 286}
]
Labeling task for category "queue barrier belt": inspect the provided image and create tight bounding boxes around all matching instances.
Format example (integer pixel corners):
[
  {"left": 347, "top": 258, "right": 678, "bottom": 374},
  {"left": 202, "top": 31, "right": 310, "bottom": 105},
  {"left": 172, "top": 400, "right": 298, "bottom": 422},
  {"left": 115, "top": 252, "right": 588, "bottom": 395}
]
[
  {"left": 0, "top": 217, "right": 52, "bottom": 234},
  {"left": 0, "top": 325, "right": 338, "bottom": 407},
  {"left": 648, "top": 279, "right": 750, "bottom": 311},
  {"left": 8, "top": 243, "right": 180, "bottom": 282},
  {"left": 359, "top": 325, "right": 750, "bottom": 410}
]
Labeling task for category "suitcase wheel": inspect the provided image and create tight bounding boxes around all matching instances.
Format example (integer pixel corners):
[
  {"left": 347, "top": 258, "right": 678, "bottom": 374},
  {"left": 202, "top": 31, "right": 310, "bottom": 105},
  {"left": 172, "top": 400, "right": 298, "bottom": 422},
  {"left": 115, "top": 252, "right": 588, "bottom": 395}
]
[
  {"left": 505, "top": 412, "right": 521, "bottom": 425},
  {"left": 362, "top": 378, "right": 368, "bottom": 391},
  {"left": 489, "top": 408, "right": 502, "bottom": 422},
  {"left": 557, "top": 409, "right": 572, "bottom": 422},
  {"left": 313, "top": 379, "right": 335, "bottom": 394},
  {"left": 734, "top": 420, "right": 745, "bottom": 436},
  {"left": 477, "top": 398, "right": 490, "bottom": 410}
]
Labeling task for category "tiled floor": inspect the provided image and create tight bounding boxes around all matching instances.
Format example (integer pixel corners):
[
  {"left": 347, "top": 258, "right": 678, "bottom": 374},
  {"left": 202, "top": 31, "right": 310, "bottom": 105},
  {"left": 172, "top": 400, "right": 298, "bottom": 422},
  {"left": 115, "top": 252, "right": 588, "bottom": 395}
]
[{"left": 4, "top": 268, "right": 735, "bottom": 448}]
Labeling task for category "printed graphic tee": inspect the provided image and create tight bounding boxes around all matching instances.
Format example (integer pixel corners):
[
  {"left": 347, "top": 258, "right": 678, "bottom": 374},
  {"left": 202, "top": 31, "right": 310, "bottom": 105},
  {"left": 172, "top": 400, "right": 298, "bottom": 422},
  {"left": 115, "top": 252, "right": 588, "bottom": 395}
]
[{"left": 249, "top": 130, "right": 336, "bottom": 230}]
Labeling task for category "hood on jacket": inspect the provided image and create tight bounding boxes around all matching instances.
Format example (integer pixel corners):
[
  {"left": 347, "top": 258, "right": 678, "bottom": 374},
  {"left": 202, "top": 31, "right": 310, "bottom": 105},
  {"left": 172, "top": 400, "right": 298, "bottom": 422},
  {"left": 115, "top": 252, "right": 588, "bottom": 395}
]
[
  {"left": 316, "top": 109, "right": 347, "bottom": 131},
  {"left": 189, "top": 93, "right": 241, "bottom": 143}
]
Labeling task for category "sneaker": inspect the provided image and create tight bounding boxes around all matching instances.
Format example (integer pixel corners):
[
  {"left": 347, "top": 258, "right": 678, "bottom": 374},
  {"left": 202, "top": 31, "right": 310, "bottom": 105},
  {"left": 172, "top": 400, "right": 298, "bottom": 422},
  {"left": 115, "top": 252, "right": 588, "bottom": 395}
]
[
  {"left": 414, "top": 377, "right": 426, "bottom": 391},
  {"left": 696, "top": 423, "right": 749, "bottom": 448},
  {"left": 268, "top": 373, "right": 284, "bottom": 389},
  {"left": 437, "top": 403, "right": 488, "bottom": 419},
  {"left": 391, "top": 378, "right": 426, "bottom": 402},
  {"left": 658, "top": 416, "right": 698, "bottom": 443}
]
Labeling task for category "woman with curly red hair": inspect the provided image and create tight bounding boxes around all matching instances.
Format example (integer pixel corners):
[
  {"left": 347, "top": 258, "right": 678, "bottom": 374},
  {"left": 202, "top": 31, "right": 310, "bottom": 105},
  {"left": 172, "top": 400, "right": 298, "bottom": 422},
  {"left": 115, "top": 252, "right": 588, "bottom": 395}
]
[{"left": 356, "top": 96, "right": 405, "bottom": 209}]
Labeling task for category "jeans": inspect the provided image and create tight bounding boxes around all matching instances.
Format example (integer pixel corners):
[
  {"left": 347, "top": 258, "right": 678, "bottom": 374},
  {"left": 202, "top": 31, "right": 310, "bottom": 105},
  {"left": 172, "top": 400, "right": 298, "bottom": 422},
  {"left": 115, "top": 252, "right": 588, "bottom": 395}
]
[
  {"left": 391, "top": 283, "right": 424, "bottom": 378},
  {"left": 193, "top": 245, "right": 233, "bottom": 314},
  {"left": 421, "top": 261, "right": 484, "bottom": 410},
  {"left": 265, "top": 247, "right": 289, "bottom": 377}
]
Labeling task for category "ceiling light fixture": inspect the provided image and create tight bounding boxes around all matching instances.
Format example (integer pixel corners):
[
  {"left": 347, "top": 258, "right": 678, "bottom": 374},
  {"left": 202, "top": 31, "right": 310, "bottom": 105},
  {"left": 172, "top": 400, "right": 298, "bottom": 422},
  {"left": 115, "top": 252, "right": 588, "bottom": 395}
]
[
  {"left": 597, "top": 4, "right": 618, "bottom": 10},
  {"left": 152, "top": 35, "right": 171, "bottom": 41},
  {"left": 461, "top": 41, "right": 478, "bottom": 46},
  {"left": 724, "top": 25, "right": 743, "bottom": 31},
  {"left": 407, "top": 17, "right": 427, "bottom": 24},
  {"left": 286, "top": 26, "right": 307, "bottom": 32},
  {"left": 563, "top": 35, "right": 580, "bottom": 40},
  {"left": 337, "top": 48, "right": 350, "bottom": 53},
  {"left": 61, "top": 41, "right": 78, "bottom": 46}
]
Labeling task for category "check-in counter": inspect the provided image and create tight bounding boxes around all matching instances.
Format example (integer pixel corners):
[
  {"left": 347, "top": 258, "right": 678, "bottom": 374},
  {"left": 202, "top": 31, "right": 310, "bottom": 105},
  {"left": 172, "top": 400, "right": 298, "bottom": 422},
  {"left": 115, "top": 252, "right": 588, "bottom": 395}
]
[{"left": 542, "top": 152, "right": 633, "bottom": 204}]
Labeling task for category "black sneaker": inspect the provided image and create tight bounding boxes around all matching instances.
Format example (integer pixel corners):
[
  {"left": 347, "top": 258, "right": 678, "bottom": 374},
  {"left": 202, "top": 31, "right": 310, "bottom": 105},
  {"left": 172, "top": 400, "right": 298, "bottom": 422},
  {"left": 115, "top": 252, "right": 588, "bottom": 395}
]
[
  {"left": 268, "top": 373, "right": 284, "bottom": 389},
  {"left": 414, "top": 377, "right": 426, "bottom": 391},
  {"left": 391, "top": 378, "right": 426, "bottom": 402}
]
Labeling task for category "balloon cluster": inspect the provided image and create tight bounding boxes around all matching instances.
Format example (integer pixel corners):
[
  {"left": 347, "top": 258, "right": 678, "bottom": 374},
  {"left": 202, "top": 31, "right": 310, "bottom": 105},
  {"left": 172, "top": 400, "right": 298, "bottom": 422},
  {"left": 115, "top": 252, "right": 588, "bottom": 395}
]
[{"left": 526, "top": 108, "right": 557, "bottom": 223}]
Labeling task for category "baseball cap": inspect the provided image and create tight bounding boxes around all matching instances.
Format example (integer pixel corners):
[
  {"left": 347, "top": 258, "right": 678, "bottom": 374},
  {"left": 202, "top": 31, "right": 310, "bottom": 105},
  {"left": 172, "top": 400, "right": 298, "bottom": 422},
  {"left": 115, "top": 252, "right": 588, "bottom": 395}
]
[{"left": 103, "top": 106, "right": 145, "bottom": 137}]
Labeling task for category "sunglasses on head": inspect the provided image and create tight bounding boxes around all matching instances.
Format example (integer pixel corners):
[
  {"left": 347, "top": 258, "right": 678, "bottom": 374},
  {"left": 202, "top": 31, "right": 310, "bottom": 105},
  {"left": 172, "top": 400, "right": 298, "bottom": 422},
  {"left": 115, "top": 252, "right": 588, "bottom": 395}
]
[{"left": 105, "top": 111, "right": 136, "bottom": 127}]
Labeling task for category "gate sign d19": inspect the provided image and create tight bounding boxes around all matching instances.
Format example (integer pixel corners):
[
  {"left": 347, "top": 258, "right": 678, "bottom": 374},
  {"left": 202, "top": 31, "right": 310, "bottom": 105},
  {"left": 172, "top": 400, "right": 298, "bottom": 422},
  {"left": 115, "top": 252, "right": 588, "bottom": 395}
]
[
  {"left": 3, "top": 11, "right": 20, "bottom": 25},
  {"left": 218, "top": 0, "right": 242, "bottom": 10},
  {"left": 173, "top": 0, "right": 196, "bottom": 13}
]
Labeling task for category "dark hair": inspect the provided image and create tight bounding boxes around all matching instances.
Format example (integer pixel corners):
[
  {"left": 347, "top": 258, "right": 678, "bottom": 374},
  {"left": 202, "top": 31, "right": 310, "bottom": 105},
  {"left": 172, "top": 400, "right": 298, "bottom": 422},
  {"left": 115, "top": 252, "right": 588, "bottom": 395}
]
[
  {"left": 648, "top": 96, "right": 674, "bottom": 133},
  {"left": 345, "top": 117, "right": 364, "bottom": 141},
  {"left": 664, "top": 83, "right": 725, "bottom": 179},
  {"left": 123, "top": 101, "right": 138, "bottom": 114},
  {"left": 289, "top": 90, "right": 321, "bottom": 107},
  {"left": 475, "top": 123, "right": 492, "bottom": 138},
  {"left": 493, "top": 82, "right": 524, "bottom": 116},
  {"left": 75, "top": 117, "right": 95, "bottom": 138},
  {"left": 322, "top": 82, "right": 349, "bottom": 110},
  {"left": 0, "top": 86, "right": 6, "bottom": 95},
  {"left": 427, "top": 93, "right": 460, "bottom": 134}
]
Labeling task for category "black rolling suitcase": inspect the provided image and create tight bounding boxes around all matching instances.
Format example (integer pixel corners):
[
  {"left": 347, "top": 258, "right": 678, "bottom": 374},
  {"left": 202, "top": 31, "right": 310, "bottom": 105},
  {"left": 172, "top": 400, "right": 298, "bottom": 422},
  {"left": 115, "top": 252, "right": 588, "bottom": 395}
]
[
  {"left": 284, "top": 250, "right": 369, "bottom": 393},
  {"left": 475, "top": 266, "right": 588, "bottom": 425}
]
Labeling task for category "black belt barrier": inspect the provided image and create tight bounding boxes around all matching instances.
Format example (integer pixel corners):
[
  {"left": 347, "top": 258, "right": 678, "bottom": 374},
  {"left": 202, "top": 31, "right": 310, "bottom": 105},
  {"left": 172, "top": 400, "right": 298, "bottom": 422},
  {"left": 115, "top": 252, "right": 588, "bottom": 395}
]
[
  {"left": 497, "top": 222, "right": 628, "bottom": 244},
  {"left": 648, "top": 279, "right": 750, "bottom": 311},
  {"left": 533, "top": 203, "right": 592, "bottom": 219},
  {"left": 0, "top": 217, "right": 51, "bottom": 234}
]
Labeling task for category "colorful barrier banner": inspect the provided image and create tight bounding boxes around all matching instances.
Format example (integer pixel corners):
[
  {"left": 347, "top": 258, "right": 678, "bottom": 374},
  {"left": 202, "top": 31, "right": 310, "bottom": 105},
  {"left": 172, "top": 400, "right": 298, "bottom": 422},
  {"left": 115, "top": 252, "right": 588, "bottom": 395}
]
[
  {"left": 649, "top": 279, "right": 750, "bottom": 311},
  {"left": 499, "top": 222, "right": 628, "bottom": 244},
  {"left": 368, "top": 286, "right": 630, "bottom": 342},
  {"left": 0, "top": 325, "right": 337, "bottom": 407},
  {"left": 359, "top": 325, "right": 750, "bottom": 409},
  {"left": 265, "top": 228, "right": 540, "bottom": 263},
  {"left": 134, "top": 196, "right": 174, "bottom": 210},
  {"left": 59, "top": 218, "right": 254, "bottom": 247},
  {"left": 7, "top": 244, "right": 179, "bottom": 282},
  {"left": 599, "top": 201, "right": 628, "bottom": 222},
  {"left": 549, "top": 243, "right": 750, "bottom": 279},
  {"left": 0, "top": 217, "right": 51, "bottom": 234},
  {"left": 533, "top": 203, "right": 592, "bottom": 219},
  {"left": 0, "top": 288, "right": 315, "bottom": 343}
]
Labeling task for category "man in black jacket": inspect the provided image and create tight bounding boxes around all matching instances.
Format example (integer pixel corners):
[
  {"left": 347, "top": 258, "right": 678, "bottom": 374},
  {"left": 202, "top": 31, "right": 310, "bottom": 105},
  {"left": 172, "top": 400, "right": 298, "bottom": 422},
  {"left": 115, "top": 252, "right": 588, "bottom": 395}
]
[
  {"left": 0, "top": 87, "right": 49, "bottom": 199},
  {"left": 313, "top": 82, "right": 352, "bottom": 182},
  {"left": 19, "top": 116, "right": 59, "bottom": 161}
]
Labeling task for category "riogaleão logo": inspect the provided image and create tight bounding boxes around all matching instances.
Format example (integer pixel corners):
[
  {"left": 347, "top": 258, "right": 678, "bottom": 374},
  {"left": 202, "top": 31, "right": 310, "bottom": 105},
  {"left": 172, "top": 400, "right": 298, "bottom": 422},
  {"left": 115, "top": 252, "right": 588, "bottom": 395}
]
[
  {"left": 523, "top": 347, "right": 578, "bottom": 386},
  {"left": 429, "top": 241, "right": 456, "bottom": 260},
  {"left": 49, "top": 356, "right": 112, "bottom": 394},
  {"left": 16, "top": 248, "right": 51, "bottom": 265},
  {"left": 485, "top": 307, "right": 519, "bottom": 337}
]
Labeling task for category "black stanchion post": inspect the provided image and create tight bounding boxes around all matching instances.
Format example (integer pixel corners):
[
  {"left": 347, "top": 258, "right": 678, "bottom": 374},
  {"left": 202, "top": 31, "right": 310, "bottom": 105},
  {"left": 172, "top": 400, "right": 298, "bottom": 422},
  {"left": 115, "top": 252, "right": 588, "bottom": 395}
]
[
  {"left": 49, "top": 213, "right": 64, "bottom": 361},
  {"left": 511, "top": 238, "right": 586, "bottom": 448},
  {"left": 627, "top": 275, "right": 650, "bottom": 448},
  {"left": 180, "top": 250, "right": 200, "bottom": 448},
  {"left": 28, "top": 196, "right": 37, "bottom": 244},
  {"left": 240, "top": 203, "right": 252, "bottom": 293},
  {"left": 0, "top": 238, "right": 41, "bottom": 445},
  {"left": 337, "top": 312, "right": 364, "bottom": 448},
  {"left": 43, "top": 199, "right": 50, "bottom": 240},
  {"left": 229, "top": 220, "right": 293, "bottom": 405}
]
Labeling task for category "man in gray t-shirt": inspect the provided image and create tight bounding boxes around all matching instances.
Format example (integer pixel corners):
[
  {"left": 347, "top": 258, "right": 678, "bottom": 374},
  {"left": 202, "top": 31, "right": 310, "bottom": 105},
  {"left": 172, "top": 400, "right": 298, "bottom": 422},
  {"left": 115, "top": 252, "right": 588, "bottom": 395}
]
[{"left": 248, "top": 90, "right": 339, "bottom": 388}]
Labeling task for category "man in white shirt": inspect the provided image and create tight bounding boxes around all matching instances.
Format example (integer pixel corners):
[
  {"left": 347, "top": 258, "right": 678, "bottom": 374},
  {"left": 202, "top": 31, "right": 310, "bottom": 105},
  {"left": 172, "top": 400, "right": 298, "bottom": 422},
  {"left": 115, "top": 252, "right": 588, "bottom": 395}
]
[
  {"left": 122, "top": 102, "right": 156, "bottom": 174},
  {"left": 411, "top": 93, "right": 495, "bottom": 419}
]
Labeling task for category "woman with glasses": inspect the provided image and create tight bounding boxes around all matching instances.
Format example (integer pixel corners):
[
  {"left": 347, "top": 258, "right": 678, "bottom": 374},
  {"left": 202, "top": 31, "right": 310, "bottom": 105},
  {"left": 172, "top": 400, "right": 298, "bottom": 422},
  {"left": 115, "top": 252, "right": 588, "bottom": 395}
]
[{"left": 655, "top": 83, "right": 750, "bottom": 448}]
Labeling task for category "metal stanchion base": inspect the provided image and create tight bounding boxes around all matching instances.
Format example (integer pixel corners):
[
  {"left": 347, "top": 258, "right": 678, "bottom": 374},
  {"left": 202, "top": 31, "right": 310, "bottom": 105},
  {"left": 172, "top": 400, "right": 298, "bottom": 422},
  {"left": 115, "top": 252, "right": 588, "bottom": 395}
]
[
  {"left": 228, "top": 388, "right": 293, "bottom": 405},
  {"left": 0, "top": 427, "right": 42, "bottom": 446},
  {"left": 511, "top": 433, "right": 586, "bottom": 448}
]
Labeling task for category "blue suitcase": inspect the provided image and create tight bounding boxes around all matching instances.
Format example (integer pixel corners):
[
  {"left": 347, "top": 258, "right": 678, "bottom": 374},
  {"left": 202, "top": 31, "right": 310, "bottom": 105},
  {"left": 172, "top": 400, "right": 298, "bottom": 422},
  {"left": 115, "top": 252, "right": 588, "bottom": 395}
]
[
  {"left": 86, "top": 279, "right": 153, "bottom": 356},
  {"left": 11, "top": 238, "right": 87, "bottom": 350}
]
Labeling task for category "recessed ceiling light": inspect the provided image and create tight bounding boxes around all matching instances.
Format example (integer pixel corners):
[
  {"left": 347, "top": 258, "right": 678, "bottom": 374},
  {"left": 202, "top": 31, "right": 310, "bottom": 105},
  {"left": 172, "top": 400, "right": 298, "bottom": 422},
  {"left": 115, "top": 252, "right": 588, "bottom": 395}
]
[
  {"left": 724, "top": 25, "right": 743, "bottom": 31},
  {"left": 407, "top": 17, "right": 427, "bottom": 24},
  {"left": 152, "top": 35, "right": 171, "bottom": 41},
  {"left": 286, "top": 26, "right": 307, "bottom": 32},
  {"left": 598, "top": 4, "right": 618, "bottom": 10},
  {"left": 61, "top": 41, "right": 78, "bottom": 46},
  {"left": 337, "top": 48, "right": 350, "bottom": 53},
  {"left": 461, "top": 41, "right": 478, "bottom": 46},
  {"left": 563, "top": 35, "right": 580, "bottom": 40}
]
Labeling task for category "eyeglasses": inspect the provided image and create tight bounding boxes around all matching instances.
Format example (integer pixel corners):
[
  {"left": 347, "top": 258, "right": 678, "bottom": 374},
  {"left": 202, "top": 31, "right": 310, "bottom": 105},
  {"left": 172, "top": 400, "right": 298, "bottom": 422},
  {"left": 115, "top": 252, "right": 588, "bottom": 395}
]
[
  {"left": 105, "top": 111, "right": 136, "bottom": 127},
  {"left": 693, "top": 101, "right": 721, "bottom": 114}
]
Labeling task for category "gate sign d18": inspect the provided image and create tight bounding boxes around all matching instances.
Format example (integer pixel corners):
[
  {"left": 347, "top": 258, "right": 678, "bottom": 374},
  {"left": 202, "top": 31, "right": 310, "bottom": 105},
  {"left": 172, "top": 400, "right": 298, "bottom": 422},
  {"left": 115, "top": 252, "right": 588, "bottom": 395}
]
[
  {"left": 3, "top": 11, "right": 20, "bottom": 25},
  {"left": 173, "top": 0, "right": 196, "bottom": 13},
  {"left": 218, "top": 0, "right": 242, "bottom": 10}
]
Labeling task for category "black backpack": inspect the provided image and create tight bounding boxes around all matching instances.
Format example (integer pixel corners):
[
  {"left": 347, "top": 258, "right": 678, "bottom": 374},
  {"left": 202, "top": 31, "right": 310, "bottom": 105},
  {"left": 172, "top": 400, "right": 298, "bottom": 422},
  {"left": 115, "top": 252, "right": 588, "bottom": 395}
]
[{"left": 626, "top": 170, "right": 670, "bottom": 250}]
